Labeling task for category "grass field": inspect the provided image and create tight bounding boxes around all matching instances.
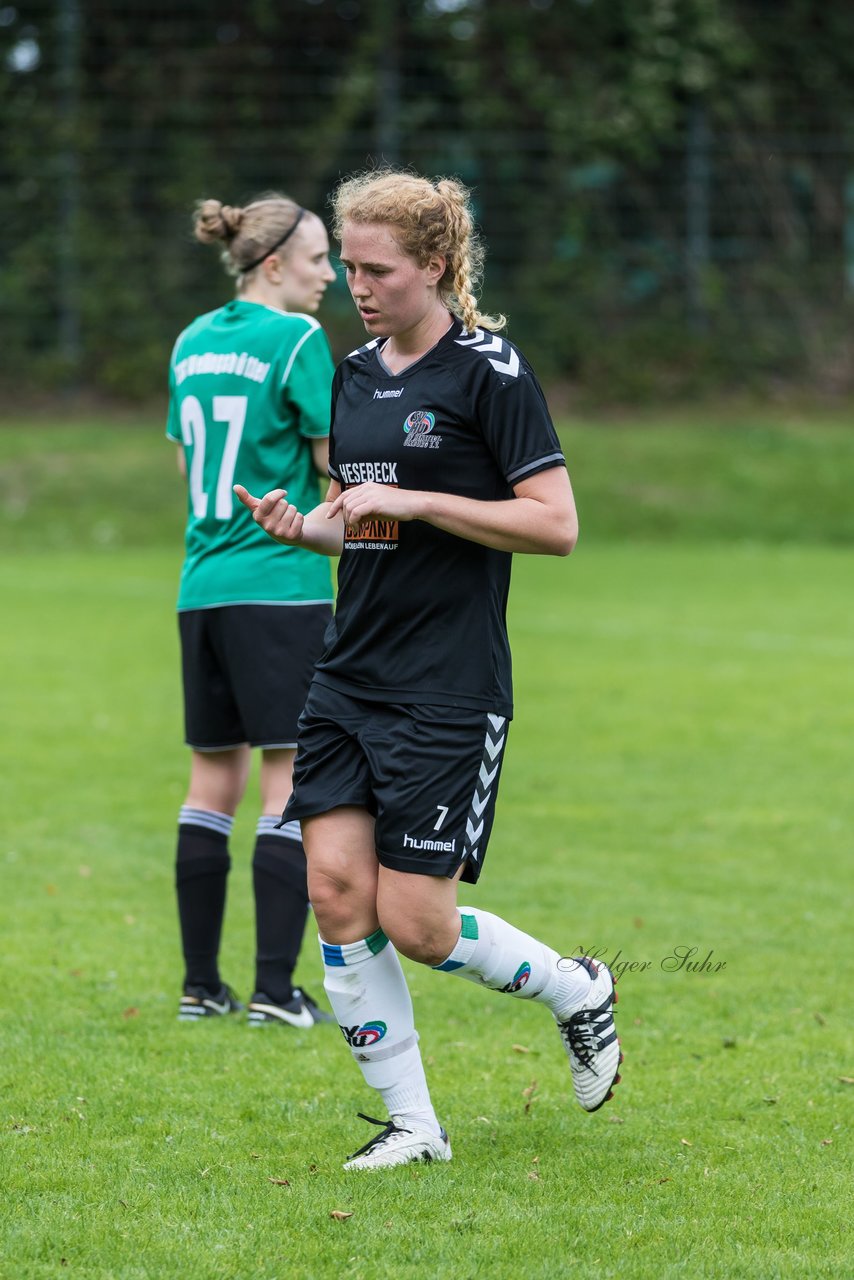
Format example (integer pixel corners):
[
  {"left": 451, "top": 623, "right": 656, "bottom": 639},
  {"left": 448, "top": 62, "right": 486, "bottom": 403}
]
[{"left": 1, "top": 409, "right": 853, "bottom": 1279}]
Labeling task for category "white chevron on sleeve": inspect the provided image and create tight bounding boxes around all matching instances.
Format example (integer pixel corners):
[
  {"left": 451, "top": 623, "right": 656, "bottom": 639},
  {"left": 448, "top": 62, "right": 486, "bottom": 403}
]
[
  {"left": 347, "top": 337, "right": 381, "bottom": 358},
  {"left": 488, "top": 349, "right": 520, "bottom": 378},
  {"left": 473, "top": 334, "right": 504, "bottom": 355},
  {"left": 456, "top": 328, "right": 520, "bottom": 378}
]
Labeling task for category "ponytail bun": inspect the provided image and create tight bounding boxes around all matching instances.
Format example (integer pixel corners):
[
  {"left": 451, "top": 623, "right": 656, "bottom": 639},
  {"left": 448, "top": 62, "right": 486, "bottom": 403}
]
[{"left": 193, "top": 199, "right": 244, "bottom": 245}]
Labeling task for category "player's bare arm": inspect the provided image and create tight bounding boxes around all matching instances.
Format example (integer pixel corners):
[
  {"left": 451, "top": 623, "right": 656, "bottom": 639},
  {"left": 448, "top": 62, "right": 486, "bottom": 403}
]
[
  {"left": 233, "top": 481, "right": 345, "bottom": 555},
  {"left": 327, "top": 465, "right": 577, "bottom": 557},
  {"left": 310, "top": 436, "right": 330, "bottom": 476}
]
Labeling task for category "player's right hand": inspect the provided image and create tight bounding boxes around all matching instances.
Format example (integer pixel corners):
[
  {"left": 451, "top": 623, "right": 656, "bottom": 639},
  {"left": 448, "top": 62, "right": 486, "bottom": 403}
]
[{"left": 233, "top": 485, "right": 305, "bottom": 545}]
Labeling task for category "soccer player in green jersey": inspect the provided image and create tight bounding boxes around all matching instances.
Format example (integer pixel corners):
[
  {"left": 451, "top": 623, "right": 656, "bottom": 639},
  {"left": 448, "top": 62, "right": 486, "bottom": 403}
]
[
  {"left": 168, "top": 192, "right": 337, "bottom": 1029},
  {"left": 236, "top": 171, "right": 623, "bottom": 1168}
]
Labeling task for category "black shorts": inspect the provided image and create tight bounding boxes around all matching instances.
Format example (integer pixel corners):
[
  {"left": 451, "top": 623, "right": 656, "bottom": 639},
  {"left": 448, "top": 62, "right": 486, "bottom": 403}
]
[
  {"left": 179, "top": 604, "right": 332, "bottom": 750},
  {"left": 284, "top": 680, "right": 510, "bottom": 883}
]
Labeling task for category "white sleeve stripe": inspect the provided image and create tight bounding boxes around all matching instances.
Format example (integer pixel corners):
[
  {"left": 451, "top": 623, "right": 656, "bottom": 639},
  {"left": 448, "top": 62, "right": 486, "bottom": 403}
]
[
  {"left": 280, "top": 325, "right": 319, "bottom": 386},
  {"left": 506, "top": 453, "right": 565, "bottom": 483}
]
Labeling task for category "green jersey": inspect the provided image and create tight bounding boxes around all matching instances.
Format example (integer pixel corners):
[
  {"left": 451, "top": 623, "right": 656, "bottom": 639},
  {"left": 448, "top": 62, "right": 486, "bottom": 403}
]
[{"left": 166, "top": 300, "right": 334, "bottom": 610}]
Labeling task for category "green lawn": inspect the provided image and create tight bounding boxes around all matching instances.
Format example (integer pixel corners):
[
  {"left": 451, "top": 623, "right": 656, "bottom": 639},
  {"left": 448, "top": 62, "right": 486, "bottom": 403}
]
[
  {"left": 1, "top": 412, "right": 852, "bottom": 1278},
  {"left": 2, "top": 401, "right": 854, "bottom": 552}
]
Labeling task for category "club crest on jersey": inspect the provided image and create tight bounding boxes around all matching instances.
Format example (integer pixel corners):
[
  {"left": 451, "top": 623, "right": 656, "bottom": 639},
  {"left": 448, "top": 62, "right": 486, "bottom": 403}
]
[
  {"left": 341, "top": 1020, "right": 387, "bottom": 1048},
  {"left": 403, "top": 409, "right": 442, "bottom": 449}
]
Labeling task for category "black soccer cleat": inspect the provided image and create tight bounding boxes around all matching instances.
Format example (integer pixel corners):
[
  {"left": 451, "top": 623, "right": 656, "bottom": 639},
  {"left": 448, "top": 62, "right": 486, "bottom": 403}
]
[
  {"left": 178, "top": 983, "right": 244, "bottom": 1021},
  {"left": 247, "top": 987, "right": 334, "bottom": 1029}
]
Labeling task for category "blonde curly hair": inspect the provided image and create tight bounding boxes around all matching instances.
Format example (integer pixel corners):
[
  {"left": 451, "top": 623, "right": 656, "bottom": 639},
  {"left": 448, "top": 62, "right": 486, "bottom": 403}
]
[{"left": 331, "top": 169, "right": 505, "bottom": 333}]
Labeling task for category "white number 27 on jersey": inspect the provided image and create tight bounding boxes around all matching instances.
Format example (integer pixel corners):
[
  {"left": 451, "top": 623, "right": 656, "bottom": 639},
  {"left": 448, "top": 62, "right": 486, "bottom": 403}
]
[{"left": 180, "top": 394, "right": 247, "bottom": 521}]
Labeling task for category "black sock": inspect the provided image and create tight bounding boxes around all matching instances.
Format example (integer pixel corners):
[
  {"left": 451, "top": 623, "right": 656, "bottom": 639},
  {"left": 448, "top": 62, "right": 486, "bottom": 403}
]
[
  {"left": 176, "top": 807, "right": 233, "bottom": 992},
  {"left": 253, "top": 818, "right": 310, "bottom": 1004}
]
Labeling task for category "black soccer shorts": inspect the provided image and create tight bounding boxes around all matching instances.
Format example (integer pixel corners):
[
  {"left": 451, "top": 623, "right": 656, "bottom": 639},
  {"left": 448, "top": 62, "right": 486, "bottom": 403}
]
[
  {"left": 179, "top": 603, "right": 332, "bottom": 750},
  {"left": 283, "top": 680, "right": 511, "bottom": 883}
]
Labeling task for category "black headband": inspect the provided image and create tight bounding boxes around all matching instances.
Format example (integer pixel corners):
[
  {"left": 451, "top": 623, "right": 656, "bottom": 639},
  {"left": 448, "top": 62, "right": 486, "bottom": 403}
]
[{"left": 240, "top": 208, "right": 305, "bottom": 273}]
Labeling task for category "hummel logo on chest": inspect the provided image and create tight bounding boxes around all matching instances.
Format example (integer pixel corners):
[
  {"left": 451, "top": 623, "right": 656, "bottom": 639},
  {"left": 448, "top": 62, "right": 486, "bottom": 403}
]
[{"left": 373, "top": 387, "right": 404, "bottom": 399}]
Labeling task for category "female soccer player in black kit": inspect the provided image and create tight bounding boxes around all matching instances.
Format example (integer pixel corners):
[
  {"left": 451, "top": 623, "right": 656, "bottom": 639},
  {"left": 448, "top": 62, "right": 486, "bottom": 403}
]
[{"left": 235, "top": 169, "right": 622, "bottom": 1169}]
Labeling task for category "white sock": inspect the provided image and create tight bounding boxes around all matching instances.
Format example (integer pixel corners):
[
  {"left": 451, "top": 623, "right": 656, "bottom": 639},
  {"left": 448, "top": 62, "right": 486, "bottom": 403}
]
[
  {"left": 434, "top": 907, "right": 592, "bottom": 1018},
  {"left": 320, "top": 929, "right": 442, "bottom": 1136}
]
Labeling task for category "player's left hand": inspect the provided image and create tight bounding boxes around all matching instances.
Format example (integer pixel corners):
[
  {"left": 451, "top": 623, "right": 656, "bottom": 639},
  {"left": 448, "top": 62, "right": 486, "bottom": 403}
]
[
  {"left": 327, "top": 482, "right": 423, "bottom": 528},
  {"left": 234, "top": 484, "right": 305, "bottom": 545}
]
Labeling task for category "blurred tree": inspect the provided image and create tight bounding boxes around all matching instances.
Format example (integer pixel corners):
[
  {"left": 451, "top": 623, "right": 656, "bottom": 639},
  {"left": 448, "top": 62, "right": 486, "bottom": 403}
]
[{"left": 2, "top": 0, "right": 854, "bottom": 398}]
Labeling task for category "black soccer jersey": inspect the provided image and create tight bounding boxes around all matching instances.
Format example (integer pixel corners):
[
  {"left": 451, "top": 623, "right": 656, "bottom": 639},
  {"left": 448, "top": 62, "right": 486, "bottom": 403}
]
[{"left": 313, "top": 318, "right": 566, "bottom": 717}]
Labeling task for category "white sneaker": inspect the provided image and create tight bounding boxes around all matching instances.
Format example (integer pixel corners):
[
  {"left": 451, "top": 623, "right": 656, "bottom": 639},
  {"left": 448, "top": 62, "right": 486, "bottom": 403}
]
[
  {"left": 555, "top": 956, "right": 623, "bottom": 1112},
  {"left": 343, "top": 1114, "right": 452, "bottom": 1171}
]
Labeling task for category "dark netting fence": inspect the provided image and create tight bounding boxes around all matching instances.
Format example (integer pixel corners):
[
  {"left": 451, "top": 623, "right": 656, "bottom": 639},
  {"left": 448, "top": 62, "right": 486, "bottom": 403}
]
[{"left": 3, "top": 0, "right": 854, "bottom": 398}]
